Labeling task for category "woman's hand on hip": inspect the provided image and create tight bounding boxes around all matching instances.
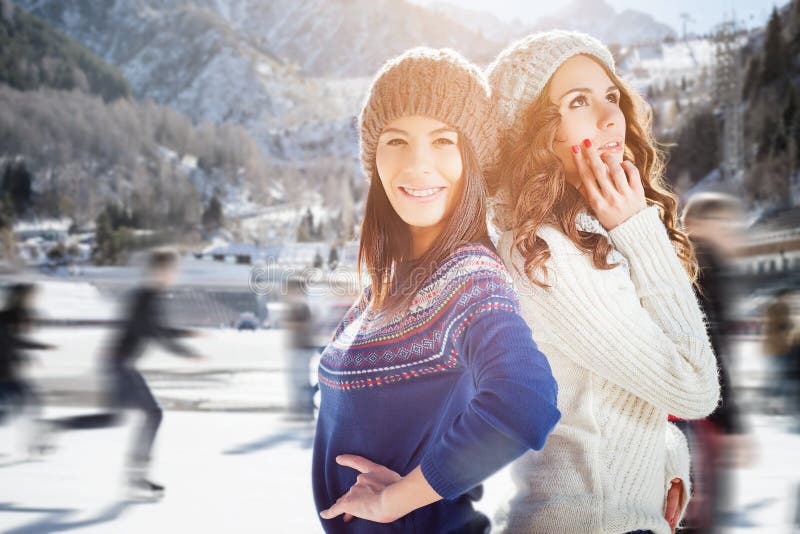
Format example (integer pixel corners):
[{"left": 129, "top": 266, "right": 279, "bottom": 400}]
[
  {"left": 319, "top": 455, "right": 442, "bottom": 524},
  {"left": 664, "top": 477, "right": 685, "bottom": 533},
  {"left": 319, "top": 454, "right": 403, "bottom": 524}
]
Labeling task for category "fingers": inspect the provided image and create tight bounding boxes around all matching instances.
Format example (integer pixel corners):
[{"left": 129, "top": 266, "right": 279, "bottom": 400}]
[
  {"left": 336, "top": 454, "right": 379, "bottom": 474},
  {"left": 665, "top": 495, "right": 678, "bottom": 525},
  {"left": 571, "top": 144, "right": 601, "bottom": 201},
  {"left": 620, "top": 160, "right": 644, "bottom": 193},
  {"left": 581, "top": 139, "right": 616, "bottom": 197},
  {"left": 355, "top": 473, "right": 383, "bottom": 492},
  {"left": 602, "top": 153, "right": 628, "bottom": 194},
  {"left": 343, "top": 513, "right": 354, "bottom": 523},
  {"left": 320, "top": 498, "right": 347, "bottom": 520},
  {"left": 664, "top": 478, "right": 682, "bottom": 527}
]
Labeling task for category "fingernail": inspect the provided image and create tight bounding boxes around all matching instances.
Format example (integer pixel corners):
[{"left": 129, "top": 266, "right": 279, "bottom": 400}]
[
  {"left": 571, "top": 145, "right": 580, "bottom": 154},
  {"left": 672, "top": 478, "right": 680, "bottom": 483},
  {"left": 583, "top": 139, "right": 592, "bottom": 148}
]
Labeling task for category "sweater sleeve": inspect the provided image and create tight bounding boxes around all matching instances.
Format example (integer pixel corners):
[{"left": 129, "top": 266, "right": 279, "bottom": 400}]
[
  {"left": 500, "top": 207, "right": 720, "bottom": 419},
  {"left": 419, "top": 295, "right": 561, "bottom": 500}
]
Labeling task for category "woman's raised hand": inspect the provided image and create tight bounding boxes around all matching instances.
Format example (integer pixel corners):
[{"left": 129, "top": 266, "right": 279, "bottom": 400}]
[{"left": 571, "top": 139, "right": 647, "bottom": 230}]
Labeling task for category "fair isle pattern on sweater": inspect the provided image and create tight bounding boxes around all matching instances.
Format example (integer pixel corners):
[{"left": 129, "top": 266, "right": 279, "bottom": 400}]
[{"left": 318, "top": 244, "right": 518, "bottom": 391}]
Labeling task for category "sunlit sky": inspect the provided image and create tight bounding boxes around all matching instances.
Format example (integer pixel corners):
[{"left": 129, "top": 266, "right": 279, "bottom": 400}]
[{"left": 412, "top": 0, "right": 790, "bottom": 35}]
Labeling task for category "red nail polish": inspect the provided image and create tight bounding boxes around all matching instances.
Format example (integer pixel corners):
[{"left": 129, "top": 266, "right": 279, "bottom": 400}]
[
  {"left": 583, "top": 139, "right": 592, "bottom": 148},
  {"left": 571, "top": 145, "right": 580, "bottom": 154}
]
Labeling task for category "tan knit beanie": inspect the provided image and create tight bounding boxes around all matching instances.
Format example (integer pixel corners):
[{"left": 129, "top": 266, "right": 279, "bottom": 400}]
[
  {"left": 486, "top": 30, "right": 615, "bottom": 144},
  {"left": 359, "top": 47, "right": 498, "bottom": 180}
]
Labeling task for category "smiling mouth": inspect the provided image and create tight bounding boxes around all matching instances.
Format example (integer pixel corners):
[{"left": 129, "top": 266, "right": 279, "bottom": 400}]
[
  {"left": 399, "top": 186, "right": 445, "bottom": 198},
  {"left": 599, "top": 141, "right": 623, "bottom": 151}
]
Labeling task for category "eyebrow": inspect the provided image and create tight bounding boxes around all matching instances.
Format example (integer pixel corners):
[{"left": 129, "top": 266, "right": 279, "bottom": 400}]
[
  {"left": 380, "top": 127, "right": 458, "bottom": 136},
  {"left": 559, "top": 85, "right": 620, "bottom": 100}
]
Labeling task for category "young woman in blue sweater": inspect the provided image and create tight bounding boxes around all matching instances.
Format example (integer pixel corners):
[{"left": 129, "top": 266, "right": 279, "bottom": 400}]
[{"left": 311, "top": 48, "right": 561, "bottom": 533}]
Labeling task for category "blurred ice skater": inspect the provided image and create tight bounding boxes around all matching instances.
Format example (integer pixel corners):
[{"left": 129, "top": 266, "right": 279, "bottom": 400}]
[
  {"left": 679, "top": 193, "right": 752, "bottom": 532},
  {"left": 48, "top": 248, "right": 205, "bottom": 498},
  {"left": 763, "top": 288, "right": 799, "bottom": 416},
  {"left": 281, "top": 277, "right": 315, "bottom": 422},
  {"left": 0, "top": 282, "right": 56, "bottom": 457}
]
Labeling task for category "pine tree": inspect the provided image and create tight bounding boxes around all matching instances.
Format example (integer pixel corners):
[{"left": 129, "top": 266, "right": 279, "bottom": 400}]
[
  {"left": 760, "top": 8, "right": 788, "bottom": 86},
  {"left": 0, "top": 200, "right": 15, "bottom": 260},
  {"left": 783, "top": 87, "right": 798, "bottom": 130},
  {"left": 791, "top": 0, "right": 800, "bottom": 50},
  {"left": 93, "top": 210, "right": 114, "bottom": 264},
  {"left": 1, "top": 162, "right": 34, "bottom": 216},
  {"left": 328, "top": 246, "right": 339, "bottom": 269},
  {"left": 201, "top": 195, "right": 223, "bottom": 231},
  {"left": 0, "top": 195, "right": 13, "bottom": 231},
  {"left": 667, "top": 109, "right": 721, "bottom": 185},
  {"left": 296, "top": 208, "right": 315, "bottom": 242},
  {"left": 742, "top": 55, "right": 760, "bottom": 98}
]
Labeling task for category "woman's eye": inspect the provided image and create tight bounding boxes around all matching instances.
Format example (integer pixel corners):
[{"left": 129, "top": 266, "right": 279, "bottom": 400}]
[
  {"left": 433, "top": 137, "right": 456, "bottom": 146},
  {"left": 386, "top": 138, "right": 406, "bottom": 146},
  {"left": 569, "top": 95, "right": 588, "bottom": 108},
  {"left": 607, "top": 93, "right": 619, "bottom": 104}
]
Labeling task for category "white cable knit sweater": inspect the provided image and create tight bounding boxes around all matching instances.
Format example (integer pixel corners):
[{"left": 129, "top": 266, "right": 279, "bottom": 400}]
[{"left": 494, "top": 206, "right": 720, "bottom": 534}]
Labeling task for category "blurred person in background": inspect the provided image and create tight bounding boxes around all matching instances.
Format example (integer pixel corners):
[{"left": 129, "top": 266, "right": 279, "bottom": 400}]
[
  {"left": 282, "top": 276, "right": 315, "bottom": 421},
  {"left": 46, "top": 248, "right": 205, "bottom": 498},
  {"left": 0, "top": 282, "right": 56, "bottom": 457},
  {"left": 681, "top": 192, "right": 751, "bottom": 533},
  {"left": 763, "top": 288, "right": 798, "bottom": 415}
]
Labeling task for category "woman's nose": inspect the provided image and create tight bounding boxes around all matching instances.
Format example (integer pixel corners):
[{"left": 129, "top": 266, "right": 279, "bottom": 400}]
[
  {"left": 404, "top": 144, "right": 433, "bottom": 175},
  {"left": 598, "top": 105, "right": 621, "bottom": 130}
]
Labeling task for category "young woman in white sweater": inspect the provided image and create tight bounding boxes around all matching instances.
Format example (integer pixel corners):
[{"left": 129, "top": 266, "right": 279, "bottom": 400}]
[{"left": 485, "top": 31, "right": 721, "bottom": 534}]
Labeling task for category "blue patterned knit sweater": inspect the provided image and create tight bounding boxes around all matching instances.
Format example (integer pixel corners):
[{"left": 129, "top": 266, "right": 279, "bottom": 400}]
[{"left": 312, "top": 243, "right": 561, "bottom": 533}]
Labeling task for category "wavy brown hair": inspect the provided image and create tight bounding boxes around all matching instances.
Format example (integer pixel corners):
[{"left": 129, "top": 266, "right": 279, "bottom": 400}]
[
  {"left": 489, "top": 55, "right": 697, "bottom": 288},
  {"left": 358, "top": 132, "right": 490, "bottom": 314}
]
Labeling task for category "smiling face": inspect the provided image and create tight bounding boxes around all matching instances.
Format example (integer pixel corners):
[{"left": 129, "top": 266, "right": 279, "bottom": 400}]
[
  {"left": 375, "top": 115, "right": 464, "bottom": 240},
  {"left": 549, "top": 54, "right": 627, "bottom": 186}
]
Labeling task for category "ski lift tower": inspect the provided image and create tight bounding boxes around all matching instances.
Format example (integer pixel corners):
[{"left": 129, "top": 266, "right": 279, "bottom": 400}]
[{"left": 713, "top": 18, "right": 745, "bottom": 184}]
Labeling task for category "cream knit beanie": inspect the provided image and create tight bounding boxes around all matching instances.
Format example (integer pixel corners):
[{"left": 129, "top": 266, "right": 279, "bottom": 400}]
[
  {"left": 486, "top": 30, "right": 615, "bottom": 144},
  {"left": 359, "top": 47, "right": 498, "bottom": 181}
]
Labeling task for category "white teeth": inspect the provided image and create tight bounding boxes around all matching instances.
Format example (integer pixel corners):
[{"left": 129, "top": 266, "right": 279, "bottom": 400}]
[
  {"left": 401, "top": 187, "right": 442, "bottom": 197},
  {"left": 602, "top": 141, "right": 621, "bottom": 149}
]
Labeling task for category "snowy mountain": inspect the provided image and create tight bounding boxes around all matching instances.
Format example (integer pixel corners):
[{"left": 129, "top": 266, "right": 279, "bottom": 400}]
[
  {"left": 426, "top": 2, "right": 529, "bottom": 44},
  {"left": 207, "top": 0, "right": 500, "bottom": 76},
  {"left": 528, "top": 0, "right": 676, "bottom": 46},
  {"left": 10, "top": 0, "right": 364, "bottom": 161},
  {"left": 11, "top": 0, "right": 502, "bottom": 163},
  {"left": 427, "top": 0, "right": 677, "bottom": 49},
  {"left": 12, "top": 0, "right": 676, "bottom": 164},
  {"left": 618, "top": 38, "right": 717, "bottom": 93}
]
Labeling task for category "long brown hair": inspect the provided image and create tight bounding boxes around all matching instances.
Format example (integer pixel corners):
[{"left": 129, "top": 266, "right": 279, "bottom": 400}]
[
  {"left": 358, "top": 131, "right": 490, "bottom": 314},
  {"left": 490, "top": 55, "right": 697, "bottom": 288}
]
